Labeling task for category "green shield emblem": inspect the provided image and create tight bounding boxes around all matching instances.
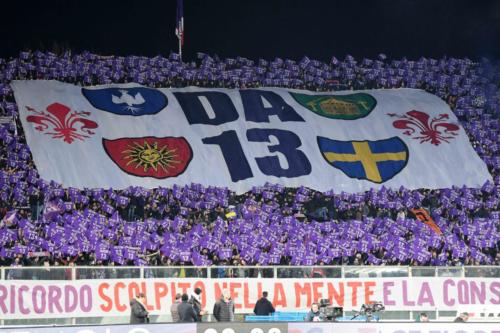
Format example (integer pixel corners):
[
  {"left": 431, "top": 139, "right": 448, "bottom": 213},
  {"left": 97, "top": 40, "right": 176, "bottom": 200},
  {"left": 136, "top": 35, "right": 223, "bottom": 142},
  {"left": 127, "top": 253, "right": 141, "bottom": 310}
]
[{"left": 290, "top": 92, "right": 377, "bottom": 120}]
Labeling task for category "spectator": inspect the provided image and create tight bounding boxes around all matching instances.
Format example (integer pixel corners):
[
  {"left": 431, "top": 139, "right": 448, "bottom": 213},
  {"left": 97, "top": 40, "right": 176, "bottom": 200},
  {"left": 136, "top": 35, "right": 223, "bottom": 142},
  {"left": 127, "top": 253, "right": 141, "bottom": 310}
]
[
  {"left": 190, "top": 287, "right": 207, "bottom": 322},
  {"left": 213, "top": 290, "right": 235, "bottom": 322},
  {"left": 418, "top": 313, "right": 429, "bottom": 322},
  {"left": 453, "top": 312, "right": 469, "bottom": 322},
  {"left": 178, "top": 293, "right": 198, "bottom": 322},
  {"left": 6, "top": 257, "right": 22, "bottom": 280},
  {"left": 130, "top": 293, "right": 149, "bottom": 324},
  {"left": 253, "top": 291, "right": 275, "bottom": 316},
  {"left": 170, "top": 293, "right": 182, "bottom": 322}
]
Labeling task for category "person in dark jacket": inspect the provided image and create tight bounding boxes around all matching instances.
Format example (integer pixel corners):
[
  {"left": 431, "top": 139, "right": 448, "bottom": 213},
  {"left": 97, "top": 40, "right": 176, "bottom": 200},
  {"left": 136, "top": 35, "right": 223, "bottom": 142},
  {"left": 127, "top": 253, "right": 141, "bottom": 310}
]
[
  {"left": 130, "top": 293, "right": 149, "bottom": 324},
  {"left": 178, "top": 293, "right": 198, "bottom": 322},
  {"left": 213, "top": 290, "right": 235, "bottom": 322},
  {"left": 253, "top": 291, "right": 275, "bottom": 316}
]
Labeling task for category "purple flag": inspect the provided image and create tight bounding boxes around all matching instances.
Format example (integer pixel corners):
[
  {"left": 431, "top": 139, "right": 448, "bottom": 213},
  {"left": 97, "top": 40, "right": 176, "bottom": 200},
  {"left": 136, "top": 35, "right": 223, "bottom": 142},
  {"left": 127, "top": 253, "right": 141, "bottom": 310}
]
[{"left": 43, "top": 200, "right": 63, "bottom": 221}]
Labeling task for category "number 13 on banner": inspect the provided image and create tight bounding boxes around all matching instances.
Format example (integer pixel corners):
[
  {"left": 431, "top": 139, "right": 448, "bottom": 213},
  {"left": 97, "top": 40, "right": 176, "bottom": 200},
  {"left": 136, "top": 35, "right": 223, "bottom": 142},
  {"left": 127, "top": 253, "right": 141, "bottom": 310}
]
[{"left": 202, "top": 129, "right": 312, "bottom": 182}]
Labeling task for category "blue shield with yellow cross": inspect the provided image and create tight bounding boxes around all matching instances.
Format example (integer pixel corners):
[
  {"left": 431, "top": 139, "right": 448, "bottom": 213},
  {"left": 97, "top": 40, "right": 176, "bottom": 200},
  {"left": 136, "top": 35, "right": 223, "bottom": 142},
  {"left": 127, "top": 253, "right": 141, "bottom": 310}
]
[{"left": 317, "top": 136, "right": 409, "bottom": 183}]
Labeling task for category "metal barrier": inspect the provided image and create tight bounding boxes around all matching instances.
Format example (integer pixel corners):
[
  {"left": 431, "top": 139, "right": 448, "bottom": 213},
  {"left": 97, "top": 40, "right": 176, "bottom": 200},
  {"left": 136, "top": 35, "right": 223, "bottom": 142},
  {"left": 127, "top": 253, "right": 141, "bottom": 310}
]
[
  {"left": 0, "top": 266, "right": 498, "bottom": 326},
  {"left": 2, "top": 265, "right": 499, "bottom": 281}
]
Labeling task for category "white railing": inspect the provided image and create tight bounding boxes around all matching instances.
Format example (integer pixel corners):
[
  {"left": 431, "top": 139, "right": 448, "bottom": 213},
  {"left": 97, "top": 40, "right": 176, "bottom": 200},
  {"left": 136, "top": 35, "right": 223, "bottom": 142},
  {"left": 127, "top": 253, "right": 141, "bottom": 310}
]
[
  {"left": 1, "top": 265, "right": 498, "bottom": 281},
  {"left": 0, "top": 265, "right": 498, "bottom": 326}
]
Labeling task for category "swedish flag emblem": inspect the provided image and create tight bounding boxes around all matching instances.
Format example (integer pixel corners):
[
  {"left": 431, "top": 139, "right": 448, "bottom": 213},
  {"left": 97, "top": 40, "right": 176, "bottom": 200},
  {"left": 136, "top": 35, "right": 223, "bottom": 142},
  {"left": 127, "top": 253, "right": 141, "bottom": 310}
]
[{"left": 317, "top": 137, "right": 409, "bottom": 183}]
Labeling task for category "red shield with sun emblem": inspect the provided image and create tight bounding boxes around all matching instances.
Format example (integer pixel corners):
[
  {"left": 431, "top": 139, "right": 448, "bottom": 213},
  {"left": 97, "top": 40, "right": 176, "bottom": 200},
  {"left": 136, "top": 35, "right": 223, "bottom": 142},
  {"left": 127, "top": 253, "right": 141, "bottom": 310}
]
[{"left": 102, "top": 137, "right": 192, "bottom": 179}]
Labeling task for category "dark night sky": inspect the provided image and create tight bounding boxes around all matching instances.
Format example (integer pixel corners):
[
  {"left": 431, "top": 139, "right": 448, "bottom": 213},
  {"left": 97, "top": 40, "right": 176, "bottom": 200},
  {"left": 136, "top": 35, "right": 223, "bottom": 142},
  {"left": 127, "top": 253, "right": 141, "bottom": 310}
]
[{"left": 1, "top": 0, "right": 499, "bottom": 62}]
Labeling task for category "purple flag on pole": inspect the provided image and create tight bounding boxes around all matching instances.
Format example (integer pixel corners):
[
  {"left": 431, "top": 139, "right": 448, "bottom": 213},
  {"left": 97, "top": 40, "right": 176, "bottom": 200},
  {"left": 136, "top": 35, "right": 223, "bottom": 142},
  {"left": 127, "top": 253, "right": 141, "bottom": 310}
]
[
  {"left": 43, "top": 200, "right": 63, "bottom": 221},
  {"left": 1, "top": 210, "right": 18, "bottom": 226}
]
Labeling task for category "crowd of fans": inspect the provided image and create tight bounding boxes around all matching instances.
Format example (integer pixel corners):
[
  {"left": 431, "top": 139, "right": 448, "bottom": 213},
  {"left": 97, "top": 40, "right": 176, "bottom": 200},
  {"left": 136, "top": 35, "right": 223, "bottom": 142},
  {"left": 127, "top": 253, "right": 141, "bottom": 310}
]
[{"left": 0, "top": 50, "right": 498, "bottom": 272}]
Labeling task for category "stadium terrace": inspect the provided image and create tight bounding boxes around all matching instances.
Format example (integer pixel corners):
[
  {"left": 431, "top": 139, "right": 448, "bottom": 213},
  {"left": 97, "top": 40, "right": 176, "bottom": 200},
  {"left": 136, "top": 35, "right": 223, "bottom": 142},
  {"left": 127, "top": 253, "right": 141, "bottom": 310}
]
[{"left": 0, "top": 49, "right": 498, "bottom": 325}]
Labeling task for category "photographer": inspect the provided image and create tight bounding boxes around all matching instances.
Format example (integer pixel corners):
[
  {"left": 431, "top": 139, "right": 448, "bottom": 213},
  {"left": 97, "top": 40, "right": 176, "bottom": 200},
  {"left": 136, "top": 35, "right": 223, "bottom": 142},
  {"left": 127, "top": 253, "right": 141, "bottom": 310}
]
[{"left": 305, "top": 303, "right": 325, "bottom": 322}]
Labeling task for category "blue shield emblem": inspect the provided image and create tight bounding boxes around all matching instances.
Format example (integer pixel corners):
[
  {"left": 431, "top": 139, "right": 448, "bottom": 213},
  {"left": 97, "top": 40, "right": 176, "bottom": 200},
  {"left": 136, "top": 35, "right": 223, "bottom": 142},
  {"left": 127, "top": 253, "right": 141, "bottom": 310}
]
[
  {"left": 82, "top": 87, "right": 167, "bottom": 116},
  {"left": 317, "top": 136, "right": 409, "bottom": 183}
]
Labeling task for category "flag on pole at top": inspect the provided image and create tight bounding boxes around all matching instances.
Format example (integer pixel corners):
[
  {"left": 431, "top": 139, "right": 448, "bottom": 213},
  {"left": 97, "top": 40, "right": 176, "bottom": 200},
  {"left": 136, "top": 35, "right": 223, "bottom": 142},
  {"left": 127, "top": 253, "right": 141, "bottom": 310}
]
[{"left": 176, "top": 0, "right": 184, "bottom": 46}]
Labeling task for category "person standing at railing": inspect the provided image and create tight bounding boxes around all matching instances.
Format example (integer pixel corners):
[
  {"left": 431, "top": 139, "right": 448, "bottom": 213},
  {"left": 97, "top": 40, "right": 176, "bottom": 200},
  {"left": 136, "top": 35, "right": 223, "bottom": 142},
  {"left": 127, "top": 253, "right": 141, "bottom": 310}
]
[
  {"left": 190, "top": 287, "right": 207, "bottom": 321},
  {"left": 253, "top": 291, "right": 275, "bottom": 316},
  {"left": 213, "top": 290, "right": 235, "bottom": 322},
  {"left": 170, "top": 293, "right": 182, "bottom": 322},
  {"left": 453, "top": 312, "right": 469, "bottom": 322},
  {"left": 178, "top": 293, "right": 198, "bottom": 322},
  {"left": 38, "top": 259, "right": 52, "bottom": 280},
  {"left": 416, "top": 313, "right": 429, "bottom": 322},
  {"left": 130, "top": 293, "right": 150, "bottom": 324},
  {"left": 6, "top": 257, "right": 23, "bottom": 280}
]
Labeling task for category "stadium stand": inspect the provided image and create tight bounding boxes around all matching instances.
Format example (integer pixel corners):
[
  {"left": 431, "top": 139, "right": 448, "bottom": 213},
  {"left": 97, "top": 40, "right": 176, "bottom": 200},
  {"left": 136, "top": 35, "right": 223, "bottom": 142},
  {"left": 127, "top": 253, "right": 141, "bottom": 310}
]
[{"left": 0, "top": 50, "right": 498, "bottom": 273}]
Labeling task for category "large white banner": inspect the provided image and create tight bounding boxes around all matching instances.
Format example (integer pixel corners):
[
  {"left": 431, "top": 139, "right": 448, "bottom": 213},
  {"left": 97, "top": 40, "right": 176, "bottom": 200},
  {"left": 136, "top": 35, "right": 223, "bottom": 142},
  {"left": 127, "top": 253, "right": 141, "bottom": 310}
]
[
  {"left": 0, "top": 277, "right": 498, "bottom": 319},
  {"left": 11, "top": 80, "right": 491, "bottom": 193}
]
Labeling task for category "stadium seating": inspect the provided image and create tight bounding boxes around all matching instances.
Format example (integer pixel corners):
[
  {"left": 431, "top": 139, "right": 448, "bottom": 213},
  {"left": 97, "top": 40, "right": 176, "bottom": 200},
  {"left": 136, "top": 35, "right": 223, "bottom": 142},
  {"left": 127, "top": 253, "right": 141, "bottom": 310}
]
[{"left": 0, "top": 51, "right": 498, "bottom": 269}]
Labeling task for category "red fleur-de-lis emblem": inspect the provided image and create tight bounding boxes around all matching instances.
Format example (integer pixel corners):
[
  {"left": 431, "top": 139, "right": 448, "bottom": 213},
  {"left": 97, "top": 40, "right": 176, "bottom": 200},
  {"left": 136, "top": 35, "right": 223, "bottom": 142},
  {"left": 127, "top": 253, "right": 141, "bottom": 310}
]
[
  {"left": 387, "top": 110, "right": 459, "bottom": 146},
  {"left": 26, "top": 103, "right": 98, "bottom": 144}
]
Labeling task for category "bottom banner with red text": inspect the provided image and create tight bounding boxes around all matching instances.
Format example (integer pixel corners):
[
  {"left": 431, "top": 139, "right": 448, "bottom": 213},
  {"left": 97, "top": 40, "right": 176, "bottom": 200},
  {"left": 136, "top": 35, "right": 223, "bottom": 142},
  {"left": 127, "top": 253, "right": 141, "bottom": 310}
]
[{"left": 0, "top": 277, "right": 498, "bottom": 319}]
